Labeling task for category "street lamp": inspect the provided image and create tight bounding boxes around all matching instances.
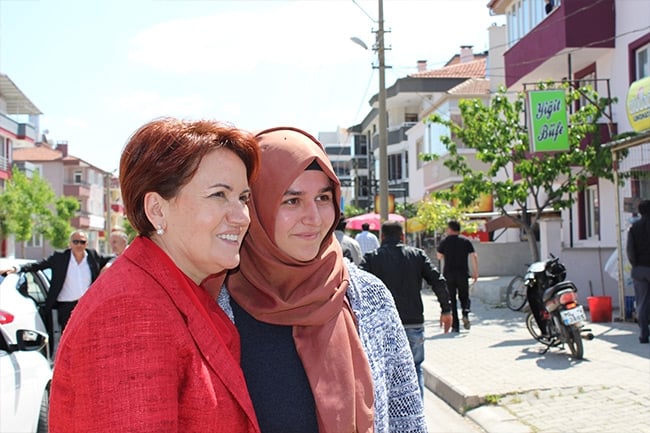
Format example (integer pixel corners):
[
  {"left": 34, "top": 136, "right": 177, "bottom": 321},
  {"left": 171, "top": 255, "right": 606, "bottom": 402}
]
[{"left": 351, "top": 0, "right": 389, "bottom": 222}]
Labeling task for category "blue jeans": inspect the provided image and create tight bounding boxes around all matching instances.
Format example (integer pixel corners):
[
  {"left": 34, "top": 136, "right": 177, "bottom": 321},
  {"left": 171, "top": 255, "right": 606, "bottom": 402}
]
[{"left": 404, "top": 326, "right": 425, "bottom": 399}]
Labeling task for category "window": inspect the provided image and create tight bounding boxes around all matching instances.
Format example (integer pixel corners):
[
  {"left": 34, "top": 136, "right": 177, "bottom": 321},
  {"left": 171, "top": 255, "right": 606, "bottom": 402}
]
[
  {"left": 388, "top": 154, "right": 403, "bottom": 181},
  {"left": 506, "top": 0, "right": 559, "bottom": 48},
  {"left": 574, "top": 64, "right": 596, "bottom": 117},
  {"left": 26, "top": 233, "right": 43, "bottom": 248},
  {"left": 636, "top": 42, "right": 649, "bottom": 79},
  {"left": 629, "top": 34, "right": 650, "bottom": 83},
  {"left": 73, "top": 170, "right": 83, "bottom": 184},
  {"left": 578, "top": 182, "right": 599, "bottom": 240},
  {"left": 416, "top": 138, "right": 424, "bottom": 169},
  {"left": 405, "top": 113, "right": 418, "bottom": 123}
]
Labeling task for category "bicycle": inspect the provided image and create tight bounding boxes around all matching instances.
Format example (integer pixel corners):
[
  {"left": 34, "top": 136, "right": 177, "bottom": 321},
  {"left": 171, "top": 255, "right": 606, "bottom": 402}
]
[{"left": 506, "top": 274, "right": 528, "bottom": 311}]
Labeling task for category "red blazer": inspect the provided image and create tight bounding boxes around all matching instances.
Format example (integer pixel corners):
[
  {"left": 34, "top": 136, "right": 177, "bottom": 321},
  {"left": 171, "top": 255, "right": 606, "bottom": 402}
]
[{"left": 49, "top": 237, "right": 260, "bottom": 433}]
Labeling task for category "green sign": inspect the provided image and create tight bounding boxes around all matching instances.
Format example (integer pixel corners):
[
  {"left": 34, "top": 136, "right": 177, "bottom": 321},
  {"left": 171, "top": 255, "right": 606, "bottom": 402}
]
[{"left": 528, "top": 90, "right": 569, "bottom": 152}]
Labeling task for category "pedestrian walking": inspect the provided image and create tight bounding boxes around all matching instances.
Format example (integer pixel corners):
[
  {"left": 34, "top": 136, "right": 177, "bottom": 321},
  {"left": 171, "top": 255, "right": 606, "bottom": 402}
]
[
  {"left": 626, "top": 199, "right": 650, "bottom": 344},
  {"left": 360, "top": 220, "right": 452, "bottom": 398},
  {"left": 436, "top": 220, "right": 479, "bottom": 333},
  {"left": 355, "top": 222, "right": 380, "bottom": 254}
]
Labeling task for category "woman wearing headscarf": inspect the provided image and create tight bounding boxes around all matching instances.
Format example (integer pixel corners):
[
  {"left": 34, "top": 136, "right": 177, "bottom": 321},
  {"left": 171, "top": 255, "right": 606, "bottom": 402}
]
[
  {"left": 49, "top": 118, "right": 261, "bottom": 433},
  {"left": 219, "top": 127, "right": 427, "bottom": 433}
]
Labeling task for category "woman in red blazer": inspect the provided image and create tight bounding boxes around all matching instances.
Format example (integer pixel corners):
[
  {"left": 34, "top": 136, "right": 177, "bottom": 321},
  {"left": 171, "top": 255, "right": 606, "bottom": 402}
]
[{"left": 49, "top": 118, "right": 261, "bottom": 433}]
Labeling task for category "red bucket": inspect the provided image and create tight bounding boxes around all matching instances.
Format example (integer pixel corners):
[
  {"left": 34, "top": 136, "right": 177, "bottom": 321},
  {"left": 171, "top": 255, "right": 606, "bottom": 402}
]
[{"left": 587, "top": 296, "right": 612, "bottom": 323}]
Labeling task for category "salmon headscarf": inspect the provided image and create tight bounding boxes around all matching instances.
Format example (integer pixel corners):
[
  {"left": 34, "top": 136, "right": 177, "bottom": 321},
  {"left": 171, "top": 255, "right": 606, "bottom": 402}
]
[{"left": 226, "top": 127, "right": 374, "bottom": 433}]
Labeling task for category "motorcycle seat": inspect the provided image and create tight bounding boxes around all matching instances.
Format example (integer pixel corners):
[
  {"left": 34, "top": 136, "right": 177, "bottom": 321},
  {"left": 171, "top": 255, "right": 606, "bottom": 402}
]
[{"left": 542, "top": 280, "right": 577, "bottom": 303}]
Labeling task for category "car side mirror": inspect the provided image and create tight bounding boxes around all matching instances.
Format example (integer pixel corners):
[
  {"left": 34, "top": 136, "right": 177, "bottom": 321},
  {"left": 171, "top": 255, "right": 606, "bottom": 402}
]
[{"left": 14, "top": 329, "right": 48, "bottom": 352}]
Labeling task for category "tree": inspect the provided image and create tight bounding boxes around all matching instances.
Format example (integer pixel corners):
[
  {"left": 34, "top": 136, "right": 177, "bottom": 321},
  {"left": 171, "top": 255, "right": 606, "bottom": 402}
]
[
  {"left": 0, "top": 168, "right": 79, "bottom": 255},
  {"left": 415, "top": 197, "right": 476, "bottom": 235},
  {"left": 45, "top": 197, "right": 80, "bottom": 249},
  {"left": 423, "top": 83, "right": 616, "bottom": 261}
]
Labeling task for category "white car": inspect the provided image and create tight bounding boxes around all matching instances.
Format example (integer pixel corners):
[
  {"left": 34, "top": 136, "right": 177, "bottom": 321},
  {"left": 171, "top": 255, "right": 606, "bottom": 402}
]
[
  {"left": 0, "top": 327, "right": 51, "bottom": 433},
  {"left": 0, "top": 259, "right": 54, "bottom": 356}
]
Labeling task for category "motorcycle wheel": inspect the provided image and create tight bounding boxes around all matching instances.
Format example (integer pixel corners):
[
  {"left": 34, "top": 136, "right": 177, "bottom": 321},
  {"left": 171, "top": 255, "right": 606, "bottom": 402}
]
[
  {"left": 566, "top": 327, "right": 584, "bottom": 360},
  {"left": 525, "top": 312, "right": 553, "bottom": 345}
]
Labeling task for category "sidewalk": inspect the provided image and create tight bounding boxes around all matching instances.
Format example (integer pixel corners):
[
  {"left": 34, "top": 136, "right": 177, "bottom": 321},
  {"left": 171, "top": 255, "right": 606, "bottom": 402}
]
[{"left": 421, "top": 276, "right": 650, "bottom": 433}]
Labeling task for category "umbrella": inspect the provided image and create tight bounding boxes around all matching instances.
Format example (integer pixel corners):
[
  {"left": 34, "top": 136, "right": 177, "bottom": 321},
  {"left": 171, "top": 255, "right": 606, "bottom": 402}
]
[{"left": 345, "top": 212, "right": 405, "bottom": 231}]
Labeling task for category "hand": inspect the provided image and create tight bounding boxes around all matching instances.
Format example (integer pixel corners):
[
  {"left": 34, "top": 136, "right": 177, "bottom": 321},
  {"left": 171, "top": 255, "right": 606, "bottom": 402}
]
[
  {"left": 0, "top": 266, "right": 16, "bottom": 276},
  {"left": 440, "top": 313, "right": 452, "bottom": 333},
  {"left": 472, "top": 274, "right": 478, "bottom": 284}
]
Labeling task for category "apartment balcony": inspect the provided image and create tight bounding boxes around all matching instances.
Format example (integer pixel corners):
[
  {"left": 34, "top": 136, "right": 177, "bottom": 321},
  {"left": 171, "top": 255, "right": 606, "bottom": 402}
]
[
  {"left": 71, "top": 214, "right": 91, "bottom": 229},
  {"left": 371, "top": 122, "right": 418, "bottom": 150},
  {"left": 504, "top": 0, "right": 615, "bottom": 88},
  {"left": 63, "top": 182, "right": 91, "bottom": 198},
  {"left": 71, "top": 212, "right": 105, "bottom": 230},
  {"left": 16, "top": 123, "right": 37, "bottom": 141},
  {"left": 0, "top": 156, "right": 9, "bottom": 175},
  {"left": 353, "top": 155, "right": 368, "bottom": 170}
]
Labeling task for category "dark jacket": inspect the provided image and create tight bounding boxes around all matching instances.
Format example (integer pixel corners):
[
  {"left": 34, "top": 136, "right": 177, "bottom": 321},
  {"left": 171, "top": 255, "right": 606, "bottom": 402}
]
[
  {"left": 627, "top": 216, "right": 650, "bottom": 268},
  {"left": 21, "top": 249, "right": 112, "bottom": 309},
  {"left": 360, "top": 239, "right": 451, "bottom": 325}
]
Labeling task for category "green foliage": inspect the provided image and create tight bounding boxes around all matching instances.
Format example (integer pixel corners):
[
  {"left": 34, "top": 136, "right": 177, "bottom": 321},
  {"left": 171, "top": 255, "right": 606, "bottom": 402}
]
[
  {"left": 46, "top": 197, "right": 80, "bottom": 248},
  {"left": 121, "top": 218, "right": 137, "bottom": 242},
  {"left": 395, "top": 201, "right": 418, "bottom": 219},
  {"left": 415, "top": 197, "right": 476, "bottom": 234},
  {"left": 342, "top": 203, "right": 365, "bottom": 218},
  {"left": 0, "top": 167, "right": 79, "bottom": 249},
  {"left": 424, "top": 83, "right": 616, "bottom": 261}
]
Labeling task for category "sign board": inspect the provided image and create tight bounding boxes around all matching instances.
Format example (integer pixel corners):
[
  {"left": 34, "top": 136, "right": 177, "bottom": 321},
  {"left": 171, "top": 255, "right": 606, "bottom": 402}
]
[
  {"left": 626, "top": 76, "right": 650, "bottom": 132},
  {"left": 374, "top": 194, "right": 395, "bottom": 214},
  {"left": 528, "top": 90, "right": 569, "bottom": 152}
]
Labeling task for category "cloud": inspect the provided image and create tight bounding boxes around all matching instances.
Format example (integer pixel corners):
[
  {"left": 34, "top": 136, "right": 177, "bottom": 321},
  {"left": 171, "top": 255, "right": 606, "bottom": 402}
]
[
  {"left": 127, "top": 2, "right": 378, "bottom": 74},
  {"left": 106, "top": 90, "right": 210, "bottom": 120}
]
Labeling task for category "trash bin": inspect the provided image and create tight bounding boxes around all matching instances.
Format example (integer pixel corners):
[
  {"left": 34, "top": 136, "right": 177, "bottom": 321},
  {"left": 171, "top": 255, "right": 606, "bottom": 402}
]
[
  {"left": 624, "top": 295, "right": 636, "bottom": 320},
  {"left": 588, "top": 296, "right": 612, "bottom": 323}
]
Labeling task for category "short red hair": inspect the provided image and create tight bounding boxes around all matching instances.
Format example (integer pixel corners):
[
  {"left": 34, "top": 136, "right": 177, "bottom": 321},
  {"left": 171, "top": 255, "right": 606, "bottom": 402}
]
[{"left": 119, "top": 117, "right": 260, "bottom": 236}]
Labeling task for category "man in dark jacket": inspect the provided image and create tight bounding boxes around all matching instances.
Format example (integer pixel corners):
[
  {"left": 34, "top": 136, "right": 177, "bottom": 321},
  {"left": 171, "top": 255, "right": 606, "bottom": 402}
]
[
  {"left": 627, "top": 200, "right": 650, "bottom": 344},
  {"left": 2, "top": 230, "right": 113, "bottom": 351},
  {"left": 360, "top": 220, "right": 452, "bottom": 397}
]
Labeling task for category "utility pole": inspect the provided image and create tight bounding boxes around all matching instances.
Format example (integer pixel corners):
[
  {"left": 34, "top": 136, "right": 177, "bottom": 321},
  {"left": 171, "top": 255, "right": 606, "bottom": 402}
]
[{"left": 376, "top": 0, "right": 388, "bottom": 222}]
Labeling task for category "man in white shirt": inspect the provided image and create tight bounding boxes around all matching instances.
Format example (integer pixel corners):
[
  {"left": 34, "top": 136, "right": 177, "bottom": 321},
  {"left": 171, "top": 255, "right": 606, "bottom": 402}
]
[
  {"left": 355, "top": 223, "right": 380, "bottom": 254},
  {"left": 4, "top": 231, "right": 113, "bottom": 350}
]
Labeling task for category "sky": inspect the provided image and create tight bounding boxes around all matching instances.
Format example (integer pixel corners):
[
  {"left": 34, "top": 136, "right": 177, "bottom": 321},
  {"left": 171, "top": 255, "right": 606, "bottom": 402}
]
[{"left": 0, "top": 0, "right": 504, "bottom": 172}]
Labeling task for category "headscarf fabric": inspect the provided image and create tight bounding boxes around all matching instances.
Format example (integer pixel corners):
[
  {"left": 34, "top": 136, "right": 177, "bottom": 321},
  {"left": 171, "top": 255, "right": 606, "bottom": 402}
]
[{"left": 227, "top": 127, "right": 374, "bottom": 433}]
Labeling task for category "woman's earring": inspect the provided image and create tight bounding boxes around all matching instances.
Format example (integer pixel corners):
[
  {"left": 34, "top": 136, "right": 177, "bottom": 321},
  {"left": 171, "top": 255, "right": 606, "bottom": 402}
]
[{"left": 156, "top": 225, "right": 165, "bottom": 236}]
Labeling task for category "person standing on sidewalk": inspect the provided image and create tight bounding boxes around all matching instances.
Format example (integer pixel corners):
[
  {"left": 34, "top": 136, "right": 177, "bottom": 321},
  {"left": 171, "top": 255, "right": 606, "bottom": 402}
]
[
  {"left": 436, "top": 220, "right": 479, "bottom": 333},
  {"left": 355, "top": 222, "right": 380, "bottom": 254},
  {"left": 360, "top": 220, "right": 453, "bottom": 398},
  {"left": 626, "top": 199, "right": 650, "bottom": 344}
]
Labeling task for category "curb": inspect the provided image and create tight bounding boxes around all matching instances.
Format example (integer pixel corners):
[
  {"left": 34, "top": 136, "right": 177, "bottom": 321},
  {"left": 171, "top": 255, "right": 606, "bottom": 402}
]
[
  {"left": 422, "top": 365, "right": 481, "bottom": 413},
  {"left": 423, "top": 365, "right": 533, "bottom": 433}
]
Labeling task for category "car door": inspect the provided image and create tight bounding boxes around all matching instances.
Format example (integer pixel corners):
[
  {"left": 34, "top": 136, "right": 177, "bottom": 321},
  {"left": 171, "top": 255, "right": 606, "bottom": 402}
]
[{"left": 0, "top": 328, "right": 51, "bottom": 433}]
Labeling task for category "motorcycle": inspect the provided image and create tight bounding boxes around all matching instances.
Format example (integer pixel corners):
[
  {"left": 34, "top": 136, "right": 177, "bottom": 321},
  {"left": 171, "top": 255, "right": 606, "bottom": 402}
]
[{"left": 523, "top": 254, "right": 594, "bottom": 359}]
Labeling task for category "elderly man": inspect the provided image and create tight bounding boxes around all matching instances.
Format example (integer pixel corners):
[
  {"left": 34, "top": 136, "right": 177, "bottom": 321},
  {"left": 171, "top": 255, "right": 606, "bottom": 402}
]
[{"left": 1, "top": 230, "right": 113, "bottom": 349}]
